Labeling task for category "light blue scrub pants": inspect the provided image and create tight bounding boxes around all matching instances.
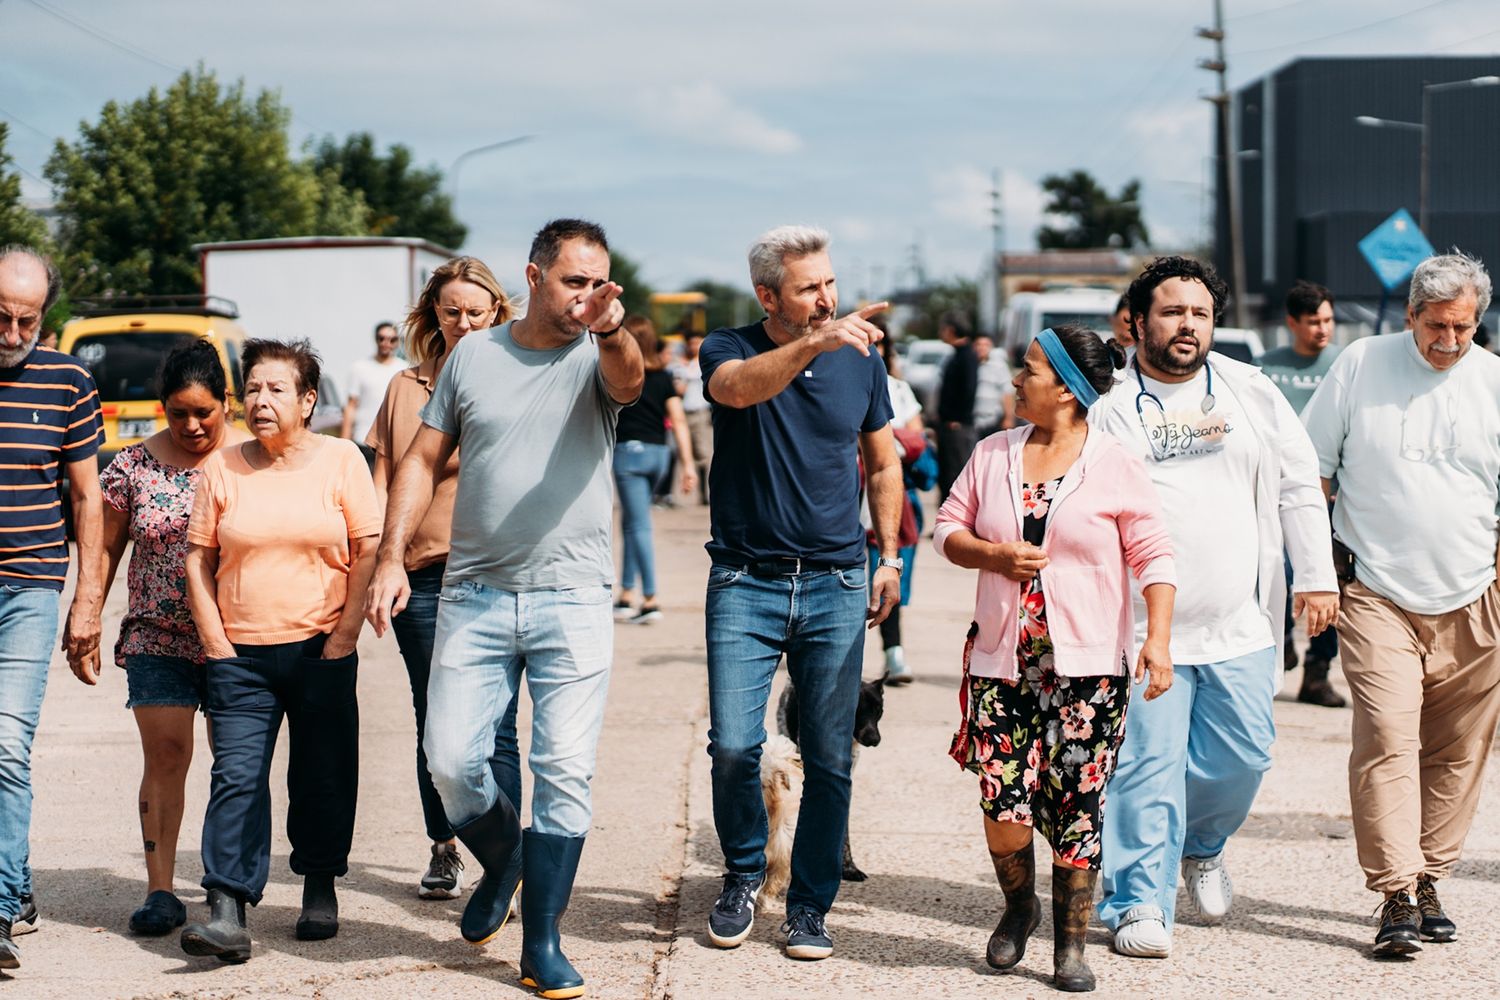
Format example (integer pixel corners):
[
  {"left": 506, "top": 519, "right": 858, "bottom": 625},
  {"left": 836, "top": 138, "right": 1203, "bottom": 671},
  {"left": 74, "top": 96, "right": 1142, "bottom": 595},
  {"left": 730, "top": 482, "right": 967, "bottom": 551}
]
[{"left": 1098, "top": 646, "right": 1277, "bottom": 931}]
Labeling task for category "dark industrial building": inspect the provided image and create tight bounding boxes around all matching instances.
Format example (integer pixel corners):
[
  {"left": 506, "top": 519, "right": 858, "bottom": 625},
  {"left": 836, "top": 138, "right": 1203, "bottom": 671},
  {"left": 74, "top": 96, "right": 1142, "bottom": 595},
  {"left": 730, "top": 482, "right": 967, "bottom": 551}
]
[{"left": 1216, "top": 55, "right": 1500, "bottom": 324}]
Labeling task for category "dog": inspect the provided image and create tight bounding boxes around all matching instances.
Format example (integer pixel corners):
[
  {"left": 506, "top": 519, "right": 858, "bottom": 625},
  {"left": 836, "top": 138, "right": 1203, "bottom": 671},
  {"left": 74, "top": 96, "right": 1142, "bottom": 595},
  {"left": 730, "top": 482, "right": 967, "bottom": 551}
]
[{"left": 759, "top": 675, "right": 885, "bottom": 909}]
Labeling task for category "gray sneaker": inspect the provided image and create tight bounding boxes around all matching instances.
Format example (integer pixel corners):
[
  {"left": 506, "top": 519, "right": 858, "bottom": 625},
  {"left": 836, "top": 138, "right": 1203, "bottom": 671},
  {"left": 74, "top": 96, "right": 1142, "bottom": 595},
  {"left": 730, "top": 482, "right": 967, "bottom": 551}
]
[
  {"left": 12, "top": 894, "right": 37, "bottom": 936},
  {"left": 783, "top": 906, "right": 833, "bottom": 960},
  {"left": 419, "top": 843, "right": 466, "bottom": 899},
  {"left": 707, "top": 872, "right": 762, "bottom": 948}
]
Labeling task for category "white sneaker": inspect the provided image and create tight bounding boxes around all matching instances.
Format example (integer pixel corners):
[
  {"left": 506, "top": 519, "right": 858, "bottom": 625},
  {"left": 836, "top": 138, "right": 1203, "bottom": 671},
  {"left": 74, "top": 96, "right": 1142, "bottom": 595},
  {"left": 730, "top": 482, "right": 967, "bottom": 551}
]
[
  {"left": 1112, "top": 905, "right": 1171, "bottom": 958},
  {"left": 1181, "top": 853, "right": 1233, "bottom": 923},
  {"left": 884, "top": 646, "right": 913, "bottom": 685}
]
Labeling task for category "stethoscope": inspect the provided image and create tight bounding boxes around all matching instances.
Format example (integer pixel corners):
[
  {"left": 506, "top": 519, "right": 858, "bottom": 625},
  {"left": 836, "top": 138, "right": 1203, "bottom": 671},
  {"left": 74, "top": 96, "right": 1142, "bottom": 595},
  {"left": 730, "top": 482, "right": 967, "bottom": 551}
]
[{"left": 1132, "top": 356, "right": 1217, "bottom": 419}]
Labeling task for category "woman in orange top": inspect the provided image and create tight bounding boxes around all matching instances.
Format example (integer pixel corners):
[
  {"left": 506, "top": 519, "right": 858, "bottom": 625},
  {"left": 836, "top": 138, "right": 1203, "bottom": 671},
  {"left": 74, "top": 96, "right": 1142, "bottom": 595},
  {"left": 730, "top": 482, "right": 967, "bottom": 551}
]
[
  {"left": 180, "top": 339, "right": 381, "bottom": 964},
  {"left": 365, "top": 256, "right": 521, "bottom": 900}
]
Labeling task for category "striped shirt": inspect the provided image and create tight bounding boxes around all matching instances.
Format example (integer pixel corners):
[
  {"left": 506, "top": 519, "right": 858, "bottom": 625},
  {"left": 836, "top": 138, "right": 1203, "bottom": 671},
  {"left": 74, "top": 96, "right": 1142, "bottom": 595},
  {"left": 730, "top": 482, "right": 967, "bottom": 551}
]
[{"left": 0, "top": 346, "right": 103, "bottom": 589}]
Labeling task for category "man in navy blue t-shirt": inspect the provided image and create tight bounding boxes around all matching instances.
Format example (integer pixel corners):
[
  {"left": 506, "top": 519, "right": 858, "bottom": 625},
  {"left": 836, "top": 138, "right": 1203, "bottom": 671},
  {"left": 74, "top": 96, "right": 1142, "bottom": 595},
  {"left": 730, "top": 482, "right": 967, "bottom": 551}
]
[{"left": 698, "top": 224, "right": 902, "bottom": 961}]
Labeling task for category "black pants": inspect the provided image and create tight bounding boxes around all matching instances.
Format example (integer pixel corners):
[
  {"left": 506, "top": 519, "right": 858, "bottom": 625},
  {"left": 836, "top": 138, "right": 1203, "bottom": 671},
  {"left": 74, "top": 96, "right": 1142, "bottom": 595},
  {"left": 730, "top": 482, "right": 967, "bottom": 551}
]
[
  {"left": 937, "top": 422, "right": 978, "bottom": 505},
  {"left": 201, "top": 633, "right": 358, "bottom": 905}
]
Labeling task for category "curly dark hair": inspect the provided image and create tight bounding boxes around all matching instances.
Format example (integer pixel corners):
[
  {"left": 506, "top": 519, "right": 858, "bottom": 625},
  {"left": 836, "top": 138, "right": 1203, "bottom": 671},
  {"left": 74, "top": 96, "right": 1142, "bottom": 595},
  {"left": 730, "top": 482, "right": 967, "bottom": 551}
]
[{"left": 1126, "top": 256, "right": 1229, "bottom": 329}]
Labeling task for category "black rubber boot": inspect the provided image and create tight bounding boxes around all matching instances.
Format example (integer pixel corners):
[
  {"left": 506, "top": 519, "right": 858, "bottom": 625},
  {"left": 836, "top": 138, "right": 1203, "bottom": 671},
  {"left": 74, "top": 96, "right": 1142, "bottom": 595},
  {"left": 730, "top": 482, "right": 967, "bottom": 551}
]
[
  {"left": 295, "top": 874, "right": 339, "bottom": 941},
  {"left": 519, "top": 831, "right": 586, "bottom": 999},
  {"left": 985, "top": 839, "right": 1041, "bottom": 970},
  {"left": 1297, "top": 658, "right": 1347, "bottom": 708},
  {"left": 180, "top": 888, "right": 252, "bottom": 964},
  {"left": 130, "top": 889, "right": 187, "bottom": 936},
  {"left": 454, "top": 795, "right": 524, "bottom": 945},
  {"left": 1053, "top": 866, "right": 1097, "bottom": 992}
]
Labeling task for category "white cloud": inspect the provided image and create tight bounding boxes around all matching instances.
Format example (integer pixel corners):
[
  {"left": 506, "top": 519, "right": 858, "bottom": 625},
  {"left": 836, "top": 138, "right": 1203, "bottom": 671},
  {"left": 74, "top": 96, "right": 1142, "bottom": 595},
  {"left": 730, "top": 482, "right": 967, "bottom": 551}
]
[{"left": 633, "top": 83, "right": 801, "bottom": 154}]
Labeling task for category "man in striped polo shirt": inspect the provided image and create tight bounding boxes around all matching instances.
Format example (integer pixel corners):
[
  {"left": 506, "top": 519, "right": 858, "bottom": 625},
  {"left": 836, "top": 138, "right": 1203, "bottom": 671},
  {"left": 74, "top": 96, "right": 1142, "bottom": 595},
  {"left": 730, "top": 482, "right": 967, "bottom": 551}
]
[{"left": 0, "top": 245, "right": 104, "bottom": 970}]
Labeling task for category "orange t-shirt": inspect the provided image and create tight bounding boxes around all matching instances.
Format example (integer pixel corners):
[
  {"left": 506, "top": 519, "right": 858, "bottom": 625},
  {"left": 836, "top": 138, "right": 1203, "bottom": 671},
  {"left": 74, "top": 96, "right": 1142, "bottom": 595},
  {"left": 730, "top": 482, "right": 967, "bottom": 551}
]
[{"left": 187, "top": 436, "right": 382, "bottom": 644}]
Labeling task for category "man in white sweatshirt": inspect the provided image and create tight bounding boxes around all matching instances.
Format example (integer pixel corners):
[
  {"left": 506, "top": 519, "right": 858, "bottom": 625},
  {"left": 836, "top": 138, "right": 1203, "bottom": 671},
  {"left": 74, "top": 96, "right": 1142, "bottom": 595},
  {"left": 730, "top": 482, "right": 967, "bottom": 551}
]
[{"left": 1302, "top": 251, "right": 1500, "bottom": 958}]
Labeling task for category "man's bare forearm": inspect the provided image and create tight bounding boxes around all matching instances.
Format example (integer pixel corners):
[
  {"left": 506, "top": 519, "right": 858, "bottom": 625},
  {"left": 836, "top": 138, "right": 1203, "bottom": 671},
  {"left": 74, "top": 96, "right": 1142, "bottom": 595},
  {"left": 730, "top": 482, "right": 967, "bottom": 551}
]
[
  {"left": 377, "top": 436, "right": 449, "bottom": 564},
  {"left": 598, "top": 333, "right": 645, "bottom": 404},
  {"left": 69, "top": 479, "right": 104, "bottom": 604},
  {"left": 710, "top": 338, "right": 822, "bottom": 409},
  {"left": 866, "top": 462, "right": 903, "bottom": 558}
]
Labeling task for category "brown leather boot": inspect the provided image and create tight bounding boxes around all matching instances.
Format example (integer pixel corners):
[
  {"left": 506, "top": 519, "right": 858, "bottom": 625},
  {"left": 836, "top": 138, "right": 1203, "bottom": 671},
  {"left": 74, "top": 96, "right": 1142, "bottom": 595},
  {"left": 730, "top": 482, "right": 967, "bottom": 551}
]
[
  {"left": 985, "top": 839, "right": 1040, "bottom": 970},
  {"left": 1053, "top": 865, "right": 1097, "bottom": 992}
]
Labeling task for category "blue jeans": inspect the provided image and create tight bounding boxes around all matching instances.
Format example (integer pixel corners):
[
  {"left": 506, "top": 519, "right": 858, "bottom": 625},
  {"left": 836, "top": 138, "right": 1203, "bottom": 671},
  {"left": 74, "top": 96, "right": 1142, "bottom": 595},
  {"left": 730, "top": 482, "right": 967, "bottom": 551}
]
[
  {"left": 424, "top": 580, "right": 613, "bottom": 836},
  {"left": 705, "top": 564, "right": 867, "bottom": 915},
  {"left": 0, "top": 585, "right": 58, "bottom": 922},
  {"left": 1098, "top": 646, "right": 1277, "bottom": 931},
  {"left": 391, "top": 562, "right": 522, "bottom": 842},
  {"left": 202, "top": 633, "right": 359, "bottom": 905},
  {"left": 613, "top": 440, "right": 670, "bottom": 596}
]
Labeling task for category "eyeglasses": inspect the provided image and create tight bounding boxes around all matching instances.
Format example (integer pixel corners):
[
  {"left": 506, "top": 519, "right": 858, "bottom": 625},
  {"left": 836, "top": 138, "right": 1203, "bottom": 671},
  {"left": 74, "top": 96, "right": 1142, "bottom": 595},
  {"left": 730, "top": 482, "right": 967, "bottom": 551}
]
[
  {"left": 437, "top": 306, "right": 494, "bottom": 325},
  {"left": 1399, "top": 392, "right": 1459, "bottom": 463},
  {"left": 0, "top": 310, "right": 42, "bottom": 335}
]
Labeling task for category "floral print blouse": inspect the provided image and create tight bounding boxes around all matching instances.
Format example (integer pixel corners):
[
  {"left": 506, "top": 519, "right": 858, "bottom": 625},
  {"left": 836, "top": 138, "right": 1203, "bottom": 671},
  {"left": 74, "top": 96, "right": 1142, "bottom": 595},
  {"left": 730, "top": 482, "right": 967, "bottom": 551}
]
[{"left": 99, "top": 443, "right": 205, "bottom": 665}]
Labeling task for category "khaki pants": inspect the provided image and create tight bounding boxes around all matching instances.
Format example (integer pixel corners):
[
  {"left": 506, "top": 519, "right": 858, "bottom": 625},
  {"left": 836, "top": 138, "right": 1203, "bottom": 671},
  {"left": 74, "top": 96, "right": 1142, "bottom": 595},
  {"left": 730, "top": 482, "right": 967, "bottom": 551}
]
[
  {"left": 1340, "top": 578, "right": 1500, "bottom": 893},
  {"left": 685, "top": 408, "right": 712, "bottom": 503}
]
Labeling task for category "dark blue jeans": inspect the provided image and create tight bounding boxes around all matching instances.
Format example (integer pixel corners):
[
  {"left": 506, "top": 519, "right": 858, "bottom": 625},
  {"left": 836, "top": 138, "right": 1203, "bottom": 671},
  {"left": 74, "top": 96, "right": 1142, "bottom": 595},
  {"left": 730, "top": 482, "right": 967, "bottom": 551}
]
[
  {"left": 391, "top": 562, "right": 522, "bottom": 841},
  {"left": 201, "top": 633, "right": 358, "bottom": 905},
  {"left": 704, "top": 563, "right": 866, "bottom": 915}
]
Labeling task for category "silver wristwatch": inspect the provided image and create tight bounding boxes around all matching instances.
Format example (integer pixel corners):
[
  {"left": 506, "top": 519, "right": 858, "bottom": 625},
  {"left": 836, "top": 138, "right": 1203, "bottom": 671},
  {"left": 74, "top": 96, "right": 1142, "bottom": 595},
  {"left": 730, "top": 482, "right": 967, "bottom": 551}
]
[{"left": 877, "top": 556, "right": 905, "bottom": 572}]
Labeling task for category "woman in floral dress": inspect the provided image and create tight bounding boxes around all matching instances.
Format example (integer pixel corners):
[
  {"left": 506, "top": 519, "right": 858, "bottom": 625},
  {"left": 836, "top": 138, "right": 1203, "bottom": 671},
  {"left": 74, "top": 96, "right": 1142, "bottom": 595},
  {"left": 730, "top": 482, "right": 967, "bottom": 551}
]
[
  {"left": 66, "top": 340, "right": 248, "bottom": 936},
  {"left": 935, "top": 325, "right": 1176, "bottom": 992}
]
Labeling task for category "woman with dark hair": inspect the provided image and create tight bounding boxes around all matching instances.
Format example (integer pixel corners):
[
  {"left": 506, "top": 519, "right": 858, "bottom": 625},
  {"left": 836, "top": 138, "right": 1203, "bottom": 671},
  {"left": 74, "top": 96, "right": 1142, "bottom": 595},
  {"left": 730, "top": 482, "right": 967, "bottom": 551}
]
[
  {"left": 934, "top": 326, "right": 1176, "bottom": 992},
  {"left": 366, "top": 255, "right": 525, "bottom": 899},
  {"left": 65, "top": 339, "right": 249, "bottom": 936},
  {"left": 611, "top": 314, "right": 696, "bottom": 623},
  {"left": 179, "top": 338, "right": 381, "bottom": 963}
]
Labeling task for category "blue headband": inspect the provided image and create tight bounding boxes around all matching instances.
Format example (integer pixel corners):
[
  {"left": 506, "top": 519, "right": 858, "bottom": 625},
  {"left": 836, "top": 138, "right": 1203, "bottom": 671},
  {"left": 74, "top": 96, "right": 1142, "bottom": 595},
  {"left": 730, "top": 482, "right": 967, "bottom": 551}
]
[{"left": 1036, "top": 328, "right": 1099, "bottom": 409}]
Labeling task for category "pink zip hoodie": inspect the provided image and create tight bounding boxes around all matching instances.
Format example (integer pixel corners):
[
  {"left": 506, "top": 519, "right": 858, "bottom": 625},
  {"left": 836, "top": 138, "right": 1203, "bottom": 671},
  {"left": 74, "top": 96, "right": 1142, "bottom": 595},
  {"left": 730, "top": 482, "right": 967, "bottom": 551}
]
[{"left": 934, "top": 426, "right": 1175, "bottom": 679}]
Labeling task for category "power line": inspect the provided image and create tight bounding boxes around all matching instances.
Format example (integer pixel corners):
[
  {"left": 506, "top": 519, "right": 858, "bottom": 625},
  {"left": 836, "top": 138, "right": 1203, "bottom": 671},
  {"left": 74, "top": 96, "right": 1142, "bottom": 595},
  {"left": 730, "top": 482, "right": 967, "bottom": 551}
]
[
  {"left": 0, "top": 104, "right": 55, "bottom": 142},
  {"left": 1426, "top": 23, "right": 1500, "bottom": 52},
  {"left": 1233, "top": 0, "right": 1466, "bottom": 57},
  {"left": 21, "top": 0, "right": 181, "bottom": 73},
  {"left": 1227, "top": 0, "right": 1321, "bottom": 21}
]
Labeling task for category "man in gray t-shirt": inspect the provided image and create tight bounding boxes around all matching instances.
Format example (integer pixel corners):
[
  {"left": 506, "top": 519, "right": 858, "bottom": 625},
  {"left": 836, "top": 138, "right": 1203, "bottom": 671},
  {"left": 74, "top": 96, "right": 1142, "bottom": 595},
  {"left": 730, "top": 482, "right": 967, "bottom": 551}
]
[{"left": 366, "top": 219, "right": 643, "bottom": 995}]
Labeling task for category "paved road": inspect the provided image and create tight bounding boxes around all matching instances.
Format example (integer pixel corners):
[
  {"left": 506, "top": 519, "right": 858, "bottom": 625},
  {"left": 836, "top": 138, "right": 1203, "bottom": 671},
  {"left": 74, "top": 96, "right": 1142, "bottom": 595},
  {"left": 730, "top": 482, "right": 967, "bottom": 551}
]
[{"left": 10, "top": 502, "right": 1499, "bottom": 998}]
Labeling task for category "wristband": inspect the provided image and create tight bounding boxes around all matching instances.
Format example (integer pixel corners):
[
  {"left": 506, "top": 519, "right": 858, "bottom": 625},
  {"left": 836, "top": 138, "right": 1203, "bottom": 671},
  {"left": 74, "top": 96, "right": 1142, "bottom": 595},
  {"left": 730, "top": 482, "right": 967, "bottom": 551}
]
[{"left": 592, "top": 323, "right": 623, "bottom": 339}]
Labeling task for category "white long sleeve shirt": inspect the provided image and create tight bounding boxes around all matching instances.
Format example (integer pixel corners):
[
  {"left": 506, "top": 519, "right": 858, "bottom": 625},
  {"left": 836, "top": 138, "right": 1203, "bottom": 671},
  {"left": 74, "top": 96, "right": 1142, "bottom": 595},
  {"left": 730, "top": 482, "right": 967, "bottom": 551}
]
[{"left": 1301, "top": 332, "right": 1500, "bottom": 614}]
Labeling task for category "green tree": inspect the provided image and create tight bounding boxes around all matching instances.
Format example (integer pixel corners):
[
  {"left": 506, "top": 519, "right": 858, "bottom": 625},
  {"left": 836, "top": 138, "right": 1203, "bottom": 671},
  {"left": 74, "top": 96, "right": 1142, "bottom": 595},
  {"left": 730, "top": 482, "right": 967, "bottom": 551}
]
[
  {"left": 45, "top": 67, "right": 370, "bottom": 297},
  {"left": 687, "top": 278, "right": 759, "bottom": 332},
  {"left": 1036, "top": 170, "right": 1149, "bottom": 250},
  {"left": 608, "top": 251, "right": 654, "bottom": 318},
  {"left": 310, "top": 132, "right": 466, "bottom": 248},
  {"left": 899, "top": 278, "right": 979, "bottom": 342},
  {"left": 0, "top": 124, "right": 50, "bottom": 250}
]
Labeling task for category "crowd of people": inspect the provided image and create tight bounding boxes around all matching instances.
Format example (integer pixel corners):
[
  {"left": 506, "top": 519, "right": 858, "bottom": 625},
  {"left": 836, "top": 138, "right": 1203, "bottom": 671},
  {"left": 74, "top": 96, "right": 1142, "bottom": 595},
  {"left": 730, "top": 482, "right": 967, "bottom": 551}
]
[{"left": 0, "top": 227, "right": 1497, "bottom": 996}]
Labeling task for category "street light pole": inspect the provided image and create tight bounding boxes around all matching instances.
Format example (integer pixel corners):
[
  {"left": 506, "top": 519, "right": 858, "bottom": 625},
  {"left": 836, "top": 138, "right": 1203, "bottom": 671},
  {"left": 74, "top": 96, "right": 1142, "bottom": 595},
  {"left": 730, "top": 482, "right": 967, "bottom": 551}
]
[
  {"left": 448, "top": 135, "right": 536, "bottom": 199},
  {"left": 1198, "top": 0, "right": 1248, "bottom": 329}
]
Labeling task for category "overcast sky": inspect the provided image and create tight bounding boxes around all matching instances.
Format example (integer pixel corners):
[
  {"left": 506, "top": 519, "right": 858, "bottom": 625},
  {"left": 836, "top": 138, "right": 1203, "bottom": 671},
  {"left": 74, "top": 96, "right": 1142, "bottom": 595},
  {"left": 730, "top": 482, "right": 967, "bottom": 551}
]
[{"left": 6, "top": 0, "right": 1499, "bottom": 297}]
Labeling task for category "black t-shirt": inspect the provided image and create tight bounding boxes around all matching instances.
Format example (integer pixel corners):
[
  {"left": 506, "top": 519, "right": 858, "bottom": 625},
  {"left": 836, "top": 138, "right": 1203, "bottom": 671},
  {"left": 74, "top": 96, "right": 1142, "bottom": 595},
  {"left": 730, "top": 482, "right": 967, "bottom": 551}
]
[
  {"left": 937, "top": 341, "right": 979, "bottom": 423},
  {"left": 700, "top": 320, "right": 893, "bottom": 566},
  {"left": 616, "top": 369, "right": 678, "bottom": 445}
]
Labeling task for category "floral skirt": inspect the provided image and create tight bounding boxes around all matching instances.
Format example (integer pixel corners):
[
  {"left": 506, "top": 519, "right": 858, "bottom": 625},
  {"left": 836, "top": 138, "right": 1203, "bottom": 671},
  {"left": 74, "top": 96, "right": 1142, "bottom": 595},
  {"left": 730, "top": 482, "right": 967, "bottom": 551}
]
[{"left": 950, "top": 587, "right": 1130, "bottom": 870}]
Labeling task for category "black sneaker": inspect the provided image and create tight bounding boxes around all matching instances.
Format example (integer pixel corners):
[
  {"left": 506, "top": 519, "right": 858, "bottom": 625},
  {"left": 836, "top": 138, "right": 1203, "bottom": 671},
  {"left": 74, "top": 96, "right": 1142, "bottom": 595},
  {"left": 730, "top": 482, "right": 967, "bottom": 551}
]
[
  {"left": 12, "top": 894, "right": 37, "bottom": 936},
  {"left": 1374, "top": 891, "right": 1422, "bottom": 957},
  {"left": 419, "top": 842, "right": 466, "bottom": 900},
  {"left": 1416, "top": 876, "right": 1457, "bottom": 942},
  {"left": 0, "top": 917, "right": 18, "bottom": 970},
  {"left": 707, "top": 872, "right": 762, "bottom": 948},
  {"left": 783, "top": 906, "right": 832, "bottom": 960}
]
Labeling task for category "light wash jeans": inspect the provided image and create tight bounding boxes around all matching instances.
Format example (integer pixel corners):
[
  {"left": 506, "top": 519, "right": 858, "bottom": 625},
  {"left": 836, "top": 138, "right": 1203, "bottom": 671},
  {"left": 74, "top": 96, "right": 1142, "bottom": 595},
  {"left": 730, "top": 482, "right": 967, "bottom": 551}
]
[
  {"left": 1098, "top": 645, "right": 1277, "bottom": 931},
  {"left": 423, "top": 579, "right": 613, "bottom": 837},
  {"left": 613, "top": 440, "right": 670, "bottom": 596},
  {"left": 0, "top": 585, "right": 59, "bottom": 921},
  {"left": 705, "top": 563, "right": 867, "bottom": 915}
]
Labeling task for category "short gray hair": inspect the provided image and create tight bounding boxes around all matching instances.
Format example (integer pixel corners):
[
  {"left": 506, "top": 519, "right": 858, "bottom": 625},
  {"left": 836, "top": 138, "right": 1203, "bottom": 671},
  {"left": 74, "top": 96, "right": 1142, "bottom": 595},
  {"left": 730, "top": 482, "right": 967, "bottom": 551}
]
[
  {"left": 747, "top": 225, "right": 830, "bottom": 292},
  {"left": 1409, "top": 251, "right": 1492, "bottom": 321},
  {"left": 0, "top": 244, "right": 62, "bottom": 314}
]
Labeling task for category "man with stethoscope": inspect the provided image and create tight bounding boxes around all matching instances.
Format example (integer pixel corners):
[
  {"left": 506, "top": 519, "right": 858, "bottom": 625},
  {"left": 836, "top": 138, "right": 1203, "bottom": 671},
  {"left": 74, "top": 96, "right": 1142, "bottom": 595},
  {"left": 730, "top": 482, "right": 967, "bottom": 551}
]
[{"left": 1090, "top": 255, "right": 1339, "bottom": 959}]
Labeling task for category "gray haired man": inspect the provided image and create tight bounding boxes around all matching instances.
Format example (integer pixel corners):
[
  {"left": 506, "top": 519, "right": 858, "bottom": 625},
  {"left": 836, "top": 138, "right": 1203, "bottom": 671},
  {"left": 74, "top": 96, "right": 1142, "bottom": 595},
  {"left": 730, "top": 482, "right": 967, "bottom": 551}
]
[{"left": 1303, "top": 252, "right": 1500, "bottom": 957}]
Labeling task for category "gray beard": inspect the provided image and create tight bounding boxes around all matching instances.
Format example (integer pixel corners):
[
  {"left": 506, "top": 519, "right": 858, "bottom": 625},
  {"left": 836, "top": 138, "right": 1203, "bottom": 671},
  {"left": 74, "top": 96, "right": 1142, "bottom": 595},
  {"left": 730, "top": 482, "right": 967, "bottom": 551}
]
[{"left": 0, "top": 331, "right": 39, "bottom": 368}]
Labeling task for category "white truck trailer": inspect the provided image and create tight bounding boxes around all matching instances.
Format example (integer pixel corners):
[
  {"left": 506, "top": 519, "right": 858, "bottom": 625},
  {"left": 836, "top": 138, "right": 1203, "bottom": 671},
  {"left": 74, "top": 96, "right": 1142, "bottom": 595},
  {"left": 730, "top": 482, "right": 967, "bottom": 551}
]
[{"left": 194, "top": 236, "right": 458, "bottom": 404}]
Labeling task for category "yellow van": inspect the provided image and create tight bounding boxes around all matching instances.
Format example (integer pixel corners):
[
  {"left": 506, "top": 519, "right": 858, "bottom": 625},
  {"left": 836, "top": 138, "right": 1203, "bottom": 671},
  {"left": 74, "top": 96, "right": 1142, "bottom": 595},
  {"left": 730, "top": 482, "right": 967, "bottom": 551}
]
[{"left": 58, "top": 296, "right": 247, "bottom": 466}]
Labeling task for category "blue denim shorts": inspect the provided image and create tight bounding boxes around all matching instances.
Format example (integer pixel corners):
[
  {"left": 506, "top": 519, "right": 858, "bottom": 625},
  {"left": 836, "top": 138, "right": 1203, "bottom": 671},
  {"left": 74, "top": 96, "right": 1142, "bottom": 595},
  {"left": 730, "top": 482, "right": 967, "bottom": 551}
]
[{"left": 124, "top": 653, "right": 207, "bottom": 710}]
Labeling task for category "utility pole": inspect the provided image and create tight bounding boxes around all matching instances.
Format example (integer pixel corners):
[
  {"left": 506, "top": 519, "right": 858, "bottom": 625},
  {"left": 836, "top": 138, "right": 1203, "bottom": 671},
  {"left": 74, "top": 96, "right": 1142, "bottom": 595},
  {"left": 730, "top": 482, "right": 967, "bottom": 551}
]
[
  {"left": 1198, "top": 0, "right": 1249, "bottom": 328},
  {"left": 991, "top": 168, "right": 1004, "bottom": 332}
]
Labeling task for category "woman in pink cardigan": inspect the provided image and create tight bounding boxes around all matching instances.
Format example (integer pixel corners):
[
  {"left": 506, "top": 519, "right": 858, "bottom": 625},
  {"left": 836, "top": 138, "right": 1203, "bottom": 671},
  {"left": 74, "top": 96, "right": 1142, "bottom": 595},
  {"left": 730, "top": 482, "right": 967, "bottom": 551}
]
[{"left": 935, "top": 325, "right": 1175, "bottom": 993}]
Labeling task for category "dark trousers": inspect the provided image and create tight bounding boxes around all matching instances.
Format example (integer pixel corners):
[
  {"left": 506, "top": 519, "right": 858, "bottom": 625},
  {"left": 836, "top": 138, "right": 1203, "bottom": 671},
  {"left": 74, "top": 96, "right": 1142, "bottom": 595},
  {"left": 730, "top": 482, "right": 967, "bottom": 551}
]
[
  {"left": 201, "top": 633, "right": 358, "bottom": 905},
  {"left": 1284, "top": 554, "right": 1339, "bottom": 662},
  {"left": 390, "top": 562, "right": 522, "bottom": 841},
  {"left": 937, "top": 422, "right": 978, "bottom": 505}
]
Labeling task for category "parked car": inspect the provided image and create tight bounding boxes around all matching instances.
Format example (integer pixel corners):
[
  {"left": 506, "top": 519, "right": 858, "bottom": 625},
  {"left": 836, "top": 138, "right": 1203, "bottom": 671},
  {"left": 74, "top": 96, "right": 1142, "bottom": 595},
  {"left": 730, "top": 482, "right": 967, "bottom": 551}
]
[
  {"left": 1000, "top": 287, "right": 1120, "bottom": 366},
  {"left": 1212, "top": 327, "right": 1267, "bottom": 365},
  {"left": 901, "top": 338, "right": 953, "bottom": 422}
]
